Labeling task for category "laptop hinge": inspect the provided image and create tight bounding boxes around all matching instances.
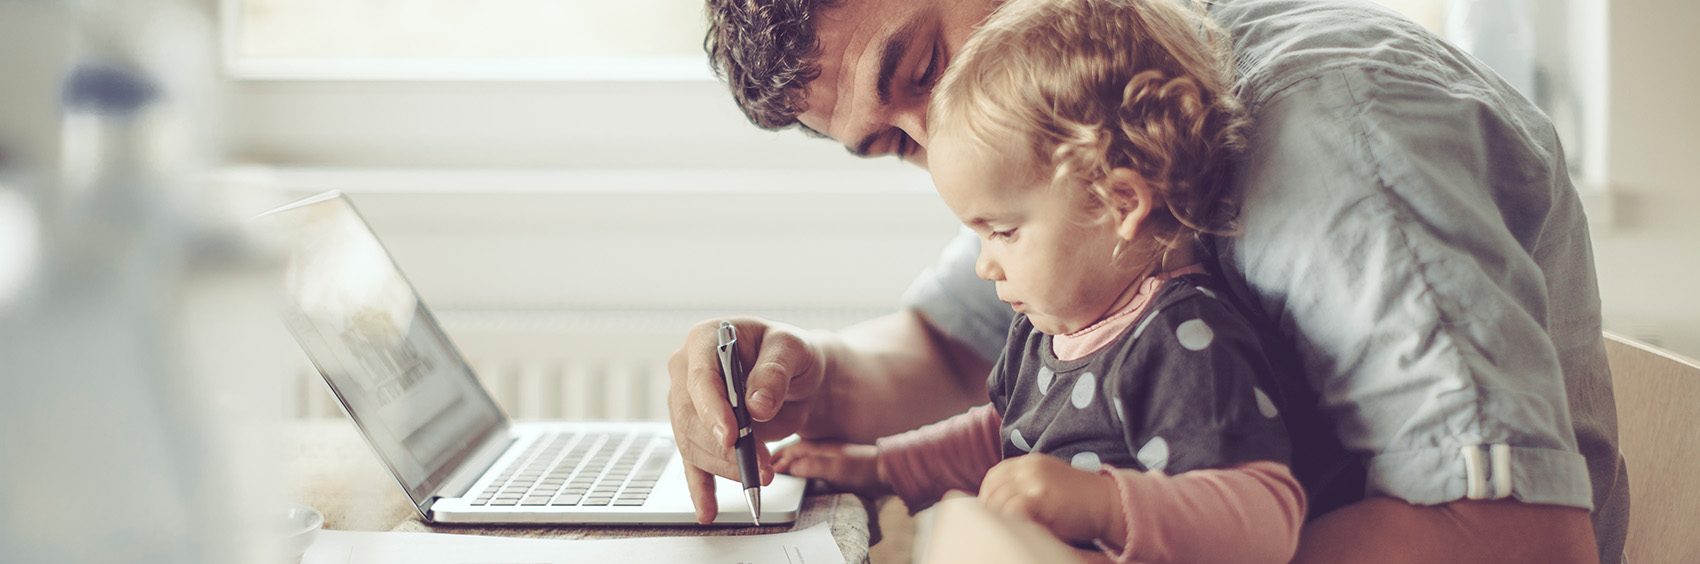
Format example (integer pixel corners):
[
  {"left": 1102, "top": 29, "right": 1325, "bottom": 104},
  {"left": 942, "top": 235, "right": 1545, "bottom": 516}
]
[{"left": 434, "top": 428, "right": 517, "bottom": 501}]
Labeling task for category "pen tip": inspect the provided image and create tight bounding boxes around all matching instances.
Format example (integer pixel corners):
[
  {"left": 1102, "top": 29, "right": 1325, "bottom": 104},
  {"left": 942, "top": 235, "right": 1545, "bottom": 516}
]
[{"left": 745, "top": 488, "right": 762, "bottom": 526}]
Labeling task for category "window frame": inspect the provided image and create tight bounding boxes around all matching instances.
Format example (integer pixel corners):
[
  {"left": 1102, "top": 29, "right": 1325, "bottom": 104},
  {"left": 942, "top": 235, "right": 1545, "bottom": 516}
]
[
  {"left": 213, "top": 0, "right": 883, "bottom": 173},
  {"left": 218, "top": 0, "right": 716, "bottom": 82}
]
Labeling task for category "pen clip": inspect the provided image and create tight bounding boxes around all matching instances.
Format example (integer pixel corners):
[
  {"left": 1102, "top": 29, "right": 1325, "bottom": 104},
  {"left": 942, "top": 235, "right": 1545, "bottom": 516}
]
[{"left": 717, "top": 321, "right": 740, "bottom": 409}]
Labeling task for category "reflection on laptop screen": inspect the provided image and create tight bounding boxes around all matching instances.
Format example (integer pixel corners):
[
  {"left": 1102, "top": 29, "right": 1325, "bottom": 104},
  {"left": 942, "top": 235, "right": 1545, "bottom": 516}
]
[{"left": 267, "top": 193, "right": 504, "bottom": 504}]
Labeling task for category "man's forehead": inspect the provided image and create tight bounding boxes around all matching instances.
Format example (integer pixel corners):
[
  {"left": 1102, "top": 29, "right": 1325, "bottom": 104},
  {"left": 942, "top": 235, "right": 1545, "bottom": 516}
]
[
  {"left": 795, "top": 70, "right": 844, "bottom": 142},
  {"left": 795, "top": 6, "right": 868, "bottom": 145},
  {"left": 798, "top": 0, "right": 923, "bottom": 143}
]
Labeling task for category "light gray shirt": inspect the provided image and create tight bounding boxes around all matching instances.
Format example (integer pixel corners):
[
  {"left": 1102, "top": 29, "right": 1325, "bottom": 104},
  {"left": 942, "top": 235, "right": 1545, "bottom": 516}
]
[{"left": 903, "top": 0, "right": 1626, "bottom": 561}]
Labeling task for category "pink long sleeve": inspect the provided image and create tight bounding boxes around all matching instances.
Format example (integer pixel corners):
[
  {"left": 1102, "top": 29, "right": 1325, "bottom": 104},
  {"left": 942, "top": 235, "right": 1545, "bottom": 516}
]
[
  {"left": 876, "top": 404, "right": 1005, "bottom": 512},
  {"left": 1100, "top": 460, "right": 1307, "bottom": 564}
]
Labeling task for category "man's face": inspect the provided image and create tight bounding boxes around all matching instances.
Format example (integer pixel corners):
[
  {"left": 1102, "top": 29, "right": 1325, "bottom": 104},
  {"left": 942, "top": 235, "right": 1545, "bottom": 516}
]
[{"left": 796, "top": 0, "right": 998, "bottom": 169}]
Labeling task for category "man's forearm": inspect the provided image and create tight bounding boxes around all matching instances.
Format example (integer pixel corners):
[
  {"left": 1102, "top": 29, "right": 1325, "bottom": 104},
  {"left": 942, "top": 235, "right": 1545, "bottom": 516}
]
[
  {"left": 1293, "top": 497, "right": 1598, "bottom": 564},
  {"left": 804, "top": 310, "right": 992, "bottom": 442}
]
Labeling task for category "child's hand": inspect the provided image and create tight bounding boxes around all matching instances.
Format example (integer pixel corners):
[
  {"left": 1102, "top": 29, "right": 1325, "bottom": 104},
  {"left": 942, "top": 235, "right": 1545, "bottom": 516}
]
[
  {"left": 979, "top": 454, "right": 1126, "bottom": 547},
  {"left": 770, "top": 440, "right": 890, "bottom": 498}
]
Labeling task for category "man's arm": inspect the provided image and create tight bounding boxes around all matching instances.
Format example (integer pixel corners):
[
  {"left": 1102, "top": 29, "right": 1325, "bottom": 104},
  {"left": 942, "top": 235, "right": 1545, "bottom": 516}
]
[
  {"left": 1216, "top": 42, "right": 1614, "bottom": 556},
  {"left": 1294, "top": 498, "right": 1598, "bottom": 564},
  {"left": 806, "top": 309, "right": 993, "bottom": 441}
]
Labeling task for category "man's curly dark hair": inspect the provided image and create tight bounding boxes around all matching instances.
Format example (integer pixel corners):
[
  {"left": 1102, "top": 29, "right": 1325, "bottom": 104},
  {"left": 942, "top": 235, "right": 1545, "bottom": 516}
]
[{"left": 703, "top": 0, "right": 840, "bottom": 130}]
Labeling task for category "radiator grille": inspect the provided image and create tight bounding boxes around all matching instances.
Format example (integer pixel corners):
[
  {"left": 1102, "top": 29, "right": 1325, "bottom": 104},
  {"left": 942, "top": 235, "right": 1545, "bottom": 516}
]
[
  {"left": 288, "top": 358, "right": 669, "bottom": 420},
  {"left": 284, "top": 309, "right": 882, "bottom": 421}
]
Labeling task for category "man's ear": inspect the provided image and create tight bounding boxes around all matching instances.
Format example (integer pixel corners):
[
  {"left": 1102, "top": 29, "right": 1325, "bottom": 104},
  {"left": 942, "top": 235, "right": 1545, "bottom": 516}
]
[{"left": 1105, "top": 168, "right": 1159, "bottom": 242}]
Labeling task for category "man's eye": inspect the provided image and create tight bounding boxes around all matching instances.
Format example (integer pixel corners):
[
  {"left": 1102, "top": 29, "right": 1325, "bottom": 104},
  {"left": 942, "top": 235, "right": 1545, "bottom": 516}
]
[
  {"left": 894, "top": 133, "right": 915, "bottom": 158},
  {"left": 918, "top": 42, "right": 942, "bottom": 88}
]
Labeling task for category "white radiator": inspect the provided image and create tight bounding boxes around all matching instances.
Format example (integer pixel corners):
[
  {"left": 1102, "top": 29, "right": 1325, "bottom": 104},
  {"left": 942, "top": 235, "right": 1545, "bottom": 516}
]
[{"left": 283, "top": 309, "right": 883, "bottom": 422}]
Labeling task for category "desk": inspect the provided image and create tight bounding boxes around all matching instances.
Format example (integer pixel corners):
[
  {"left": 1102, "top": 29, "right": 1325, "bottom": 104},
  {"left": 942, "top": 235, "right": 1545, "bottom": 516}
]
[{"left": 284, "top": 419, "right": 872, "bottom": 563}]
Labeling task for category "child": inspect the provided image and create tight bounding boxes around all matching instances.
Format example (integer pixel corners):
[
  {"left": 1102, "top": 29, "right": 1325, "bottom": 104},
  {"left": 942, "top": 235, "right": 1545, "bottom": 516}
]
[{"left": 771, "top": 0, "right": 1309, "bottom": 562}]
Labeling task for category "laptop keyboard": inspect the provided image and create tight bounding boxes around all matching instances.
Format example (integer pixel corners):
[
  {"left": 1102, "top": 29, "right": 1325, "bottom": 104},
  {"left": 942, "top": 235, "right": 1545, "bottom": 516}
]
[{"left": 470, "top": 431, "right": 676, "bottom": 508}]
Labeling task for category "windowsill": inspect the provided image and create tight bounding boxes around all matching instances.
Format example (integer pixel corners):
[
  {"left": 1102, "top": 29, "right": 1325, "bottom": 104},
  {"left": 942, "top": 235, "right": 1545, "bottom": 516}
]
[
  {"left": 224, "top": 57, "right": 717, "bottom": 82},
  {"left": 217, "top": 165, "right": 961, "bottom": 312},
  {"left": 214, "top": 165, "right": 936, "bottom": 196}
]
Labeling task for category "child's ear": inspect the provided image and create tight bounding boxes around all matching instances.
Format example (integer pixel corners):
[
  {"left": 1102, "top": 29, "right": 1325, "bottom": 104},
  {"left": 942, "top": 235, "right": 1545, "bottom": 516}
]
[{"left": 1105, "top": 168, "right": 1159, "bottom": 242}]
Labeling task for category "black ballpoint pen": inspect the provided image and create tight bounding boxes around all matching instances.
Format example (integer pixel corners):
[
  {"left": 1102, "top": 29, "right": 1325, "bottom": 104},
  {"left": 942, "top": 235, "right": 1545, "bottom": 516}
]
[{"left": 716, "top": 321, "right": 762, "bottom": 525}]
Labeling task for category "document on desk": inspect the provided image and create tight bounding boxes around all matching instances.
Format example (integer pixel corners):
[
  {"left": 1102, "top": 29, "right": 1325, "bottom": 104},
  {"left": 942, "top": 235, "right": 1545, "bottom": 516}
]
[{"left": 301, "top": 523, "right": 846, "bottom": 564}]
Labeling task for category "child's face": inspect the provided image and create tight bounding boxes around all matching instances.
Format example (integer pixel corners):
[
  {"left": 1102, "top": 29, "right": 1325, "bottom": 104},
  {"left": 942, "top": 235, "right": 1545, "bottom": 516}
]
[{"left": 929, "top": 131, "right": 1143, "bottom": 335}]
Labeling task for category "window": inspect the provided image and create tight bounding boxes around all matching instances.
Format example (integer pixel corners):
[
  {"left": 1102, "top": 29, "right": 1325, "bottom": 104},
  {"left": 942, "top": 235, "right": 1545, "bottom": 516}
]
[
  {"left": 215, "top": 0, "right": 944, "bottom": 316},
  {"left": 218, "top": 0, "right": 885, "bottom": 171},
  {"left": 224, "top": 0, "right": 711, "bottom": 80}
]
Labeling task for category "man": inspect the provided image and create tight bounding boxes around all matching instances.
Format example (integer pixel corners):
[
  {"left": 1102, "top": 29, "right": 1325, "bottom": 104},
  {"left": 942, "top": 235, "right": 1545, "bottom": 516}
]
[{"left": 669, "top": 0, "right": 1626, "bottom": 562}]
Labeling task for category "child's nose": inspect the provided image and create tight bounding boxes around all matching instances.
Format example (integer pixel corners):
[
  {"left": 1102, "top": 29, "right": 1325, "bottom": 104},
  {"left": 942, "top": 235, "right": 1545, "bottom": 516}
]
[{"left": 975, "top": 251, "right": 1003, "bottom": 282}]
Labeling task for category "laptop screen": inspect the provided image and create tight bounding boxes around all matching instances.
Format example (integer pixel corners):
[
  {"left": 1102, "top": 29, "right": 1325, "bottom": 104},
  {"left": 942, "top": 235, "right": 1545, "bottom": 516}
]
[{"left": 265, "top": 192, "right": 505, "bottom": 506}]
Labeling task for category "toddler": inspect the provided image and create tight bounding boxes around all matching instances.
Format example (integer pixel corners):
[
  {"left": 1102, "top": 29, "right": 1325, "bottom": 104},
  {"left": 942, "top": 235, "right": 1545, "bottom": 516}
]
[{"left": 774, "top": 0, "right": 1307, "bottom": 562}]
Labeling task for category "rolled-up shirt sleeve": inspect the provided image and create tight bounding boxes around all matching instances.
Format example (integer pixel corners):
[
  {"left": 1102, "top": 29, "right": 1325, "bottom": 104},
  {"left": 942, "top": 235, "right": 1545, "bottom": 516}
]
[{"left": 1221, "top": 64, "right": 1592, "bottom": 510}]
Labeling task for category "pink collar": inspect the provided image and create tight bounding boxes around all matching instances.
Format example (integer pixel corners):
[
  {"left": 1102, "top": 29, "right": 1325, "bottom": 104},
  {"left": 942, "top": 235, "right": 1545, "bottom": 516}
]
[{"left": 1051, "top": 264, "right": 1206, "bottom": 361}]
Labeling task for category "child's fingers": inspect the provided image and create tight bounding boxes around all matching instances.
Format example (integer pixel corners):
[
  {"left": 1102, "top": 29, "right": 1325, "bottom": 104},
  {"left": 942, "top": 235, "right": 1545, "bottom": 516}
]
[
  {"left": 985, "top": 487, "right": 1055, "bottom": 539},
  {"left": 769, "top": 441, "right": 814, "bottom": 474},
  {"left": 999, "top": 493, "right": 1042, "bottom": 525},
  {"left": 979, "top": 466, "right": 1049, "bottom": 526},
  {"left": 772, "top": 439, "right": 822, "bottom": 456},
  {"left": 757, "top": 440, "right": 775, "bottom": 485},
  {"left": 768, "top": 451, "right": 794, "bottom": 476},
  {"left": 980, "top": 455, "right": 1019, "bottom": 494},
  {"left": 778, "top": 452, "right": 836, "bottom": 480},
  {"left": 978, "top": 470, "right": 1014, "bottom": 514}
]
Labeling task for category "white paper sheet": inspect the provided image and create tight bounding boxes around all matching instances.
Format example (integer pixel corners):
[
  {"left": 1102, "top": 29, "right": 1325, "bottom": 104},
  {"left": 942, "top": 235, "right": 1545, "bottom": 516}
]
[{"left": 301, "top": 523, "right": 846, "bottom": 564}]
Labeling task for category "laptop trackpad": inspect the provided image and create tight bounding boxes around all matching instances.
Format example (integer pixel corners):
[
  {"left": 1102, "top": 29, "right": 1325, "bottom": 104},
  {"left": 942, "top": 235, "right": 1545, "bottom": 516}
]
[{"left": 709, "top": 473, "right": 807, "bottom": 525}]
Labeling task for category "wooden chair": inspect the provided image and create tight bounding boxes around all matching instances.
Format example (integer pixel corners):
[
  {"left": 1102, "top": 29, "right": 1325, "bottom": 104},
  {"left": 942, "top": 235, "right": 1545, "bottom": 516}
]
[{"left": 1605, "top": 332, "right": 1700, "bottom": 564}]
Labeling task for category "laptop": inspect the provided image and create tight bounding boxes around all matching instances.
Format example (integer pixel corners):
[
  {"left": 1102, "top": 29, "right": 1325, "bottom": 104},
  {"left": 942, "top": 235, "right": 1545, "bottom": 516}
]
[{"left": 261, "top": 191, "right": 805, "bottom": 525}]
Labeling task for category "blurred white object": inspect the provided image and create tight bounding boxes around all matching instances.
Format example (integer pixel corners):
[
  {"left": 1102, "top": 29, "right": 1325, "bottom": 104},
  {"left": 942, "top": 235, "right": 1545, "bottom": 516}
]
[
  {"left": 0, "top": 187, "right": 39, "bottom": 305},
  {"left": 0, "top": 1, "right": 288, "bottom": 564},
  {"left": 1446, "top": 0, "right": 1538, "bottom": 98},
  {"left": 282, "top": 505, "right": 325, "bottom": 562}
]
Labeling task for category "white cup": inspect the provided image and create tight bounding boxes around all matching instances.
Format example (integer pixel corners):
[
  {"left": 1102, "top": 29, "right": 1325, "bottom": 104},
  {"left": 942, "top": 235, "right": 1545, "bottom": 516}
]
[{"left": 281, "top": 505, "right": 325, "bottom": 563}]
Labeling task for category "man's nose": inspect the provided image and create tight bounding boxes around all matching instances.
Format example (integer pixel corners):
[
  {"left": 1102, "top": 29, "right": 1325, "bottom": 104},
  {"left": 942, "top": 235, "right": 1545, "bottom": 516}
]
[
  {"left": 894, "top": 101, "right": 931, "bottom": 167},
  {"left": 894, "top": 105, "right": 929, "bottom": 148}
]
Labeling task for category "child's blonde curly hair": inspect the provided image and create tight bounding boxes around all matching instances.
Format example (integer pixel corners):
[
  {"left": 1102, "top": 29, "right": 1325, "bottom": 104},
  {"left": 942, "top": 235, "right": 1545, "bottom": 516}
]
[{"left": 930, "top": 0, "right": 1249, "bottom": 251}]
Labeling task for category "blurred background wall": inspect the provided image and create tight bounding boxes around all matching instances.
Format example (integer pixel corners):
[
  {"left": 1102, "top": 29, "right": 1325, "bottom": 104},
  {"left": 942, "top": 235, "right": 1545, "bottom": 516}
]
[
  {"left": 1592, "top": 0, "right": 1700, "bottom": 358},
  {"left": 210, "top": 0, "right": 957, "bottom": 420},
  {"left": 5, "top": 1, "right": 1687, "bottom": 562},
  {"left": 204, "top": 0, "right": 1700, "bottom": 420},
  {"left": 1375, "top": 0, "right": 1700, "bottom": 358}
]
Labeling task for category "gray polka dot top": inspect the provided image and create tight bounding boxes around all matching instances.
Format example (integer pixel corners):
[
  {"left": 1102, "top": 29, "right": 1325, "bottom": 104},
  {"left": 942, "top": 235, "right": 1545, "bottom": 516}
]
[{"left": 989, "top": 274, "right": 1293, "bottom": 474}]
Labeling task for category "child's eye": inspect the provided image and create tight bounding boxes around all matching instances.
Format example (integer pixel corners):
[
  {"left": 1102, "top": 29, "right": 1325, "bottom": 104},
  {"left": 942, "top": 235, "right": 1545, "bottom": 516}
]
[{"left": 988, "top": 228, "right": 1016, "bottom": 241}]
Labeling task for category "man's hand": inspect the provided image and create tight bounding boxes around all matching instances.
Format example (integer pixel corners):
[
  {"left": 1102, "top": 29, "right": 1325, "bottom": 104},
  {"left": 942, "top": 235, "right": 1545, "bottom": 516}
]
[
  {"left": 667, "top": 316, "right": 828, "bottom": 524},
  {"left": 771, "top": 440, "right": 891, "bottom": 498},
  {"left": 666, "top": 310, "right": 993, "bottom": 524},
  {"left": 979, "top": 454, "right": 1126, "bottom": 547}
]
